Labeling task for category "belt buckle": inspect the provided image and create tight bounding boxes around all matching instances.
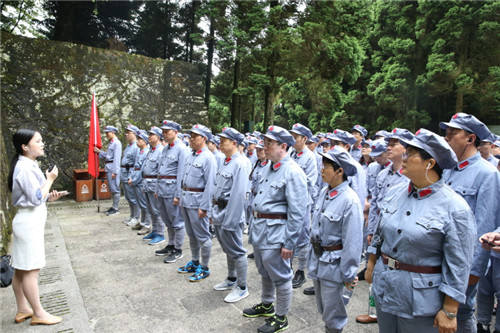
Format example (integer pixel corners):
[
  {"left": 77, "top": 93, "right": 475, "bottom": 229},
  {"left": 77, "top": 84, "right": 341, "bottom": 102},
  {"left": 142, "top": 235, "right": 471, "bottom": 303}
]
[
  {"left": 253, "top": 211, "right": 258, "bottom": 218},
  {"left": 387, "top": 257, "right": 397, "bottom": 269}
]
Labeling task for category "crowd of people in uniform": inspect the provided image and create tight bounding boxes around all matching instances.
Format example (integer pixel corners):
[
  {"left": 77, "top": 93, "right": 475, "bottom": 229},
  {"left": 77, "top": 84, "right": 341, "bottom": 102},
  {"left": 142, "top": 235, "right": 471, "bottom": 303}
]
[{"left": 92, "top": 112, "right": 500, "bottom": 333}]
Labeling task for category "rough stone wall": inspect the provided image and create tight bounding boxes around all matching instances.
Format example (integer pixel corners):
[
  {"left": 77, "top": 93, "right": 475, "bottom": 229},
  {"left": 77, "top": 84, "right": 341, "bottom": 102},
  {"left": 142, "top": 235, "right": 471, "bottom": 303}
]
[
  {"left": 1, "top": 32, "right": 207, "bottom": 191},
  {"left": 0, "top": 126, "right": 16, "bottom": 255}
]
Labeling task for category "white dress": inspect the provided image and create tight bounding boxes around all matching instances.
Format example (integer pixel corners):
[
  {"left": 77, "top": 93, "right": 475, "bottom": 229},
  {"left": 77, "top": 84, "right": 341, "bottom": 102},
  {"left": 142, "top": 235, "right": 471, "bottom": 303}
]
[{"left": 11, "top": 156, "right": 48, "bottom": 270}]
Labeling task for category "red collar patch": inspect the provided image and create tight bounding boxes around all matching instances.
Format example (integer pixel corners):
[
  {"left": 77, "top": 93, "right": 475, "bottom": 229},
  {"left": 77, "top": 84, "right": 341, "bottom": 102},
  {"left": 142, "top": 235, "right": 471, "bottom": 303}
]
[
  {"left": 458, "top": 160, "right": 469, "bottom": 170},
  {"left": 225, "top": 157, "right": 231, "bottom": 164},
  {"left": 110, "top": 139, "right": 114, "bottom": 143},
  {"left": 152, "top": 147, "right": 156, "bottom": 151},
  {"left": 129, "top": 142, "right": 134, "bottom": 146},
  {"left": 407, "top": 183, "right": 412, "bottom": 193},
  {"left": 418, "top": 188, "right": 433, "bottom": 198},
  {"left": 384, "top": 161, "right": 391, "bottom": 168},
  {"left": 195, "top": 149, "right": 202, "bottom": 156},
  {"left": 272, "top": 162, "right": 282, "bottom": 171},
  {"left": 170, "top": 142, "right": 175, "bottom": 147},
  {"left": 297, "top": 151, "right": 303, "bottom": 157},
  {"left": 261, "top": 160, "right": 268, "bottom": 166},
  {"left": 248, "top": 152, "right": 253, "bottom": 156},
  {"left": 328, "top": 190, "right": 339, "bottom": 199}
]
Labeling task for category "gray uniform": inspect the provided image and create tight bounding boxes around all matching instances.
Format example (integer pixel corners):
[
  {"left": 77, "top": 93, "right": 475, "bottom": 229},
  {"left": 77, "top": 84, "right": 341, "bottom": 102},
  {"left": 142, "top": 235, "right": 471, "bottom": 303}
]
[
  {"left": 308, "top": 181, "right": 363, "bottom": 332},
  {"left": 180, "top": 147, "right": 216, "bottom": 267},
  {"left": 121, "top": 140, "right": 139, "bottom": 218},
  {"left": 141, "top": 144, "right": 164, "bottom": 234},
  {"left": 249, "top": 156, "right": 308, "bottom": 316},
  {"left": 157, "top": 138, "right": 189, "bottom": 248},
  {"left": 290, "top": 147, "right": 317, "bottom": 270},
  {"left": 211, "top": 152, "right": 249, "bottom": 287},
  {"left": 99, "top": 138, "right": 122, "bottom": 209},
  {"left": 129, "top": 146, "right": 150, "bottom": 226}
]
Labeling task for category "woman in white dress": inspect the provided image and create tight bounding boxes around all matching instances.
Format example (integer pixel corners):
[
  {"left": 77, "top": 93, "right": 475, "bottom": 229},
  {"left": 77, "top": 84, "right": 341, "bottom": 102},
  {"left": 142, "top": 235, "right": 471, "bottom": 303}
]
[{"left": 7, "top": 129, "right": 65, "bottom": 325}]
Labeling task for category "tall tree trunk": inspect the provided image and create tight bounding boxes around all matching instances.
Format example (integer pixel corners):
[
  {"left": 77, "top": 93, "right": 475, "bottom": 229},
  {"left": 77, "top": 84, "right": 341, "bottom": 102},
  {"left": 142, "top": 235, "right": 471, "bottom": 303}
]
[
  {"left": 188, "top": 0, "right": 196, "bottom": 63},
  {"left": 230, "top": 58, "right": 240, "bottom": 128},
  {"left": 53, "top": 2, "right": 77, "bottom": 42},
  {"left": 263, "top": 0, "right": 280, "bottom": 129},
  {"left": 204, "top": 17, "right": 215, "bottom": 109}
]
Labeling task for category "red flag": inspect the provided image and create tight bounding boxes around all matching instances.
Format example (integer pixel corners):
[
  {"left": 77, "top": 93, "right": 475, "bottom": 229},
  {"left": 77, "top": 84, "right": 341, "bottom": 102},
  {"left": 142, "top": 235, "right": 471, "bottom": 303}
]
[{"left": 88, "top": 93, "right": 102, "bottom": 178}]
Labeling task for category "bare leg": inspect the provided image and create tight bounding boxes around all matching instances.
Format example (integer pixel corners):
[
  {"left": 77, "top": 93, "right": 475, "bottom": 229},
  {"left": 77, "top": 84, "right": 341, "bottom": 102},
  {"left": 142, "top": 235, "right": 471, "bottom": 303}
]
[
  {"left": 20, "top": 269, "right": 55, "bottom": 320},
  {"left": 12, "top": 269, "right": 32, "bottom": 314}
]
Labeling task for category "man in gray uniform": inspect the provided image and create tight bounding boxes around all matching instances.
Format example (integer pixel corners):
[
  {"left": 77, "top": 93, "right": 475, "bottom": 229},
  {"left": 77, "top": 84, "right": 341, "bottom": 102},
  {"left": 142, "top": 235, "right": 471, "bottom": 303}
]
[
  {"left": 121, "top": 124, "right": 140, "bottom": 226},
  {"left": 95, "top": 125, "right": 122, "bottom": 216},
  {"left": 243, "top": 125, "right": 307, "bottom": 333},
  {"left": 140, "top": 127, "right": 165, "bottom": 245},
  {"left": 155, "top": 120, "right": 189, "bottom": 263},
  {"left": 177, "top": 124, "right": 216, "bottom": 282},
  {"left": 288, "top": 123, "right": 318, "bottom": 289},
  {"left": 211, "top": 127, "right": 250, "bottom": 303}
]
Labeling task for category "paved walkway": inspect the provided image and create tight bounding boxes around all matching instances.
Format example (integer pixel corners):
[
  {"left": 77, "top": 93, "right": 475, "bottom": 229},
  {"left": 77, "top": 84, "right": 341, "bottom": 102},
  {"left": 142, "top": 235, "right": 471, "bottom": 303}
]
[{"left": 1, "top": 199, "right": 378, "bottom": 333}]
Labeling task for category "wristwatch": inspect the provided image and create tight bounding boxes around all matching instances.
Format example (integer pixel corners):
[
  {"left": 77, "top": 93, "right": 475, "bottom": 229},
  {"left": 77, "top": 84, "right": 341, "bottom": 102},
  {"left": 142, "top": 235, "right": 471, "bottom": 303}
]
[{"left": 441, "top": 308, "right": 457, "bottom": 319}]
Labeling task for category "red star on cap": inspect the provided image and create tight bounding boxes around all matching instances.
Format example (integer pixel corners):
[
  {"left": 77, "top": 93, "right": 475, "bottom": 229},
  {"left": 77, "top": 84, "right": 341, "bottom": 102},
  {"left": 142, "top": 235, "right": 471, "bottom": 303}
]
[
  {"left": 392, "top": 128, "right": 397, "bottom": 133},
  {"left": 334, "top": 129, "right": 338, "bottom": 134},
  {"left": 164, "top": 121, "right": 168, "bottom": 124},
  {"left": 452, "top": 114, "right": 458, "bottom": 119},
  {"left": 294, "top": 124, "right": 298, "bottom": 128},
  {"left": 415, "top": 129, "right": 421, "bottom": 135},
  {"left": 372, "top": 145, "right": 376, "bottom": 149},
  {"left": 269, "top": 126, "right": 274, "bottom": 131},
  {"left": 195, "top": 125, "right": 199, "bottom": 128}
]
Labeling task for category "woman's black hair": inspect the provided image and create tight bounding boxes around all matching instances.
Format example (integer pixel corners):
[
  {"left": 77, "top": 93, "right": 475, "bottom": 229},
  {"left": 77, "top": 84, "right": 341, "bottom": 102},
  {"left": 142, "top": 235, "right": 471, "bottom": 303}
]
[
  {"left": 411, "top": 146, "right": 443, "bottom": 178},
  {"left": 8, "top": 129, "right": 37, "bottom": 192},
  {"left": 322, "top": 156, "right": 348, "bottom": 181}
]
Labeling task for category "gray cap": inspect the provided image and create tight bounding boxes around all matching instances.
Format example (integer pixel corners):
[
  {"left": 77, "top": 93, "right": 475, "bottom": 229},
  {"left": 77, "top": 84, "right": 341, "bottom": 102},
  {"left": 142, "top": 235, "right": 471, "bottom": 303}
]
[
  {"left": 148, "top": 126, "right": 164, "bottom": 140},
  {"left": 439, "top": 113, "right": 492, "bottom": 141},
  {"left": 161, "top": 120, "right": 182, "bottom": 132},
  {"left": 351, "top": 125, "right": 368, "bottom": 138},
  {"left": 320, "top": 146, "right": 357, "bottom": 176},
  {"left": 136, "top": 129, "right": 149, "bottom": 143},
  {"left": 218, "top": 127, "right": 245, "bottom": 145},
  {"left": 264, "top": 125, "right": 296, "bottom": 147},
  {"left": 104, "top": 125, "right": 118, "bottom": 133},
  {"left": 385, "top": 128, "right": 414, "bottom": 142},
  {"left": 369, "top": 139, "right": 387, "bottom": 157},
  {"left": 189, "top": 124, "right": 212, "bottom": 139},
  {"left": 126, "top": 124, "right": 139, "bottom": 133},
  {"left": 399, "top": 128, "right": 458, "bottom": 170},
  {"left": 290, "top": 123, "right": 313, "bottom": 139},
  {"left": 328, "top": 129, "right": 357, "bottom": 145}
]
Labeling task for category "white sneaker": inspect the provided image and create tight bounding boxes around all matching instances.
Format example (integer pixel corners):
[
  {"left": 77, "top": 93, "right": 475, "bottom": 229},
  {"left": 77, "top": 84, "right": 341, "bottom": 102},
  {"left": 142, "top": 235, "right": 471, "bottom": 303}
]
[
  {"left": 243, "top": 227, "right": 249, "bottom": 234},
  {"left": 213, "top": 279, "right": 236, "bottom": 291},
  {"left": 127, "top": 217, "right": 139, "bottom": 226},
  {"left": 122, "top": 216, "right": 132, "bottom": 224},
  {"left": 224, "top": 286, "right": 249, "bottom": 303}
]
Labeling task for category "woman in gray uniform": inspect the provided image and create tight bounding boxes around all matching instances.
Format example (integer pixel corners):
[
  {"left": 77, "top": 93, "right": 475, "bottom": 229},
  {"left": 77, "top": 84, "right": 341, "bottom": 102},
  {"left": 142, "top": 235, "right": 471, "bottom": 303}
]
[
  {"left": 8, "top": 129, "right": 65, "bottom": 326},
  {"left": 366, "top": 129, "right": 476, "bottom": 333}
]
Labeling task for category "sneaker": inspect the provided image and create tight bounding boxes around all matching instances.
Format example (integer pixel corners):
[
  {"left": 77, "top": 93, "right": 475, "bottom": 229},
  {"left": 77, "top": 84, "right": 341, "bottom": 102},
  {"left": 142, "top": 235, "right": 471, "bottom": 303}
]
[
  {"left": 106, "top": 208, "right": 119, "bottom": 216},
  {"left": 142, "top": 232, "right": 156, "bottom": 241},
  {"left": 164, "top": 249, "right": 183, "bottom": 263},
  {"left": 243, "top": 226, "right": 249, "bottom": 234},
  {"left": 224, "top": 286, "right": 249, "bottom": 303},
  {"left": 209, "top": 225, "right": 216, "bottom": 239},
  {"left": 357, "top": 267, "right": 367, "bottom": 281},
  {"left": 247, "top": 252, "right": 255, "bottom": 259},
  {"left": 214, "top": 279, "right": 236, "bottom": 291},
  {"left": 177, "top": 261, "right": 200, "bottom": 274},
  {"left": 303, "top": 286, "right": 315, "bottom": 296},
  {"left": 131, "top": 223, "right": 142, "bottom": 230},
  {"left": 258, "top": 314, "right": 288, "bottom": 333},
  {"left": 243, "top": 303, "right": 275, "bottom": 318},
  {"left": 104, "top": 207, "right": 113, "bottom": 214},
  {"left": 155, "top": 244, "right": 175, "bottom": 256},
  {"left": 137, "top": 226, "right": 151, "bottom": 235},
  {"left": 477, "top": 323, "right": 490, "bottom": 333},
  {"left": 148, "top": 235, "right": 166, "bottom": 245},
  {"left": 123, "top": 216, "right": 132, "bottom": 224},
  {"left": 292, "top": 270, "right": 306, "bottom": 289},
  {"left": 189, "top": 267, "right": 210, "bottom": 282},
  {"left": 127, "top": 217, "right": 139, "bottom": 226}
]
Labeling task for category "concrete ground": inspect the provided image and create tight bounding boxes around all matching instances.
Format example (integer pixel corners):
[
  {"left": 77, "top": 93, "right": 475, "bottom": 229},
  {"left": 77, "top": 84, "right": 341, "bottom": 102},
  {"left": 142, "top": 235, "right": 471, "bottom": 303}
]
[{"left": 0, "top": 198, "right": 378, "bottom": 333}]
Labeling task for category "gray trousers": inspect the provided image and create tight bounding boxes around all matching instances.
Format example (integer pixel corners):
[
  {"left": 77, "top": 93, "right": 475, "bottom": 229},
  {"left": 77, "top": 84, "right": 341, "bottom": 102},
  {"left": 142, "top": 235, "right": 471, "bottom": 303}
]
[
  {"left": 457, "top": 284, "right": 479, "bottom": 333},
  {"left": 132, "top": 184, "right": 150, "bottom": 226},
  {"left": 144, "top": 191, "right": 164, "bottom": 236},
  {"left": 158, "top": 197, "right": 185, "bottom": 249},
  {"left": 253, "top": 248, "right": 293, "bottom": 316},
  {"left": 215, "top": 223, "right": 247, "bottom": 287},
  {"left": 181, "top": 206, "right": 212, "bottom": 267},
  {"left": 477, "top": 257, "right": 500, "bottom": 331},
  {"left": 313, "top": 279, "right": 347, "bottom": 331},
  {"left": 123, "top": 180, "right": 138, "bottom": 218},
  {"left": 375, "top": 300, "right": 438, "bottom": 333}
]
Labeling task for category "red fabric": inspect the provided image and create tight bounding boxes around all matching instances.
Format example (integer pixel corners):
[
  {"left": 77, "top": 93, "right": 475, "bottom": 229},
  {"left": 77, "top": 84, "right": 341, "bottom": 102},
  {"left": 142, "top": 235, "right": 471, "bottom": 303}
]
[{"left": 87, "top": 93, "right": 102, "bottom": 178}]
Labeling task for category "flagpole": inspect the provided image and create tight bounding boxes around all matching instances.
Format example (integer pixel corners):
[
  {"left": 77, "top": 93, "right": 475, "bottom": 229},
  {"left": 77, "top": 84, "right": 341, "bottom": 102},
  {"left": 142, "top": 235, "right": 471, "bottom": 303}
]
[{"left": 95, "top": 151, "right": 100, "bottom": 213}]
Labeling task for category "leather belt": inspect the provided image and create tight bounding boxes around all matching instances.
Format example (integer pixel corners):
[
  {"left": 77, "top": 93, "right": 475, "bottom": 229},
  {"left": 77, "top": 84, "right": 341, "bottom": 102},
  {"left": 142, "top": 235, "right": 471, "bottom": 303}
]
[
  {"left": 382, "top": 254, "right": 442, "bottom": 274},
  {"left": 253, "top": 211, "right": 287, "bottom": 219},
  {"left": 105, "top": 161, "right": 113, "bottom": 164},
  {"left": 134, "top": 168, "right": 140, "bottom": 171},
  {"left": 143, "top": 175, "right": 158, "bottom": 179},
  {"left": 182, "top": 186, "right": 205, "bottom": 192},
  {"left": 159, "top": 176, "right": 177, "bottom": 179},
  {"left": 322, "top": 244, "right": 343, "bottom": 251}
]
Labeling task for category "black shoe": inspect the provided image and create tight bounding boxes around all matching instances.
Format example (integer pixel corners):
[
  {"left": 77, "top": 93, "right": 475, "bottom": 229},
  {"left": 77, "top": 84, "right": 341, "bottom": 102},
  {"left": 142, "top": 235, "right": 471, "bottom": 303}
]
[
  {"left": 247, "top": 252, "right": 255, "bottom": 259},
  {"left": 243, "top": 303, "right": 275, "bottom": 318},
  {"left": 257, "top": 314, "right": 288, "bottom": 333},
  {"left": 209, "top": 225, "right": 216, "bottom": 238},
  {"left": 106, "top": 208, "right": 119, "bottom": 216},
  {"left": 357, "top": 267, "right": 367, "bottom": 281},
  {"left": 303, "top": 286, "right": 315, "bottom": 295},
  {"left": 292, "top": 270, "right": 305, "bottom": 289},
  {"left": 477, "top": 323, "right": 491, "bottom": 333},
  {"left": 104, "top": 207, "right": 113, "bottom": 213},
  {"left": 164, "top": 249, "right": 183, "bottom": 263},
  {"left": 155, "top": 244, "right": 175, "bottom": 256}
]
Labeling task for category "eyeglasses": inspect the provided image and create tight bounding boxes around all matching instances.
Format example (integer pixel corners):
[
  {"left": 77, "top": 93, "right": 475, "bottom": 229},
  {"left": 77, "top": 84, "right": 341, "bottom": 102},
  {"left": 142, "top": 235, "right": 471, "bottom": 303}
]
[
  {"left": 402, "top": 152, "right": 420, "bottom": 160},
  {"left": 321, "top": 163, "right": 334, "bottom": 170},
  {"left": 264, "top": 140, "right": 280, "bottom": 147}
]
